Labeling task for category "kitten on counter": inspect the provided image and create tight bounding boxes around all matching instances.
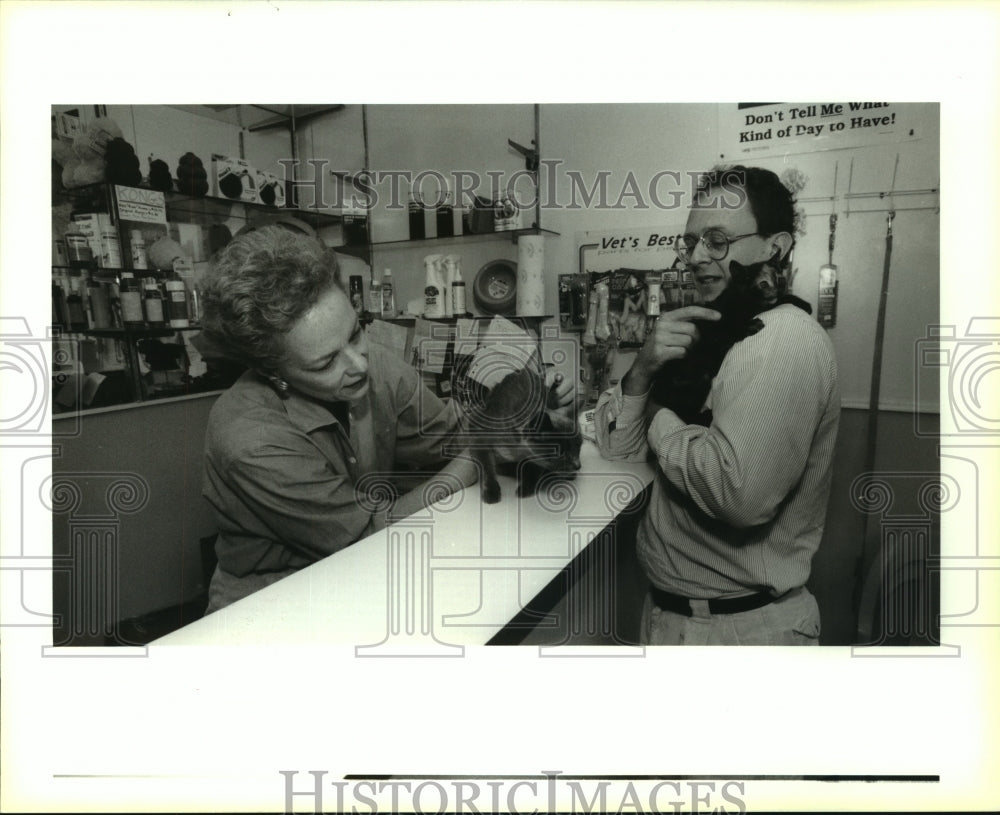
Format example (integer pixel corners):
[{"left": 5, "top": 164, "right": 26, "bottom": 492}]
[
  {"left": 650, "top": 259, "right": 811, "bottom": 426},
  {"left": 464, "top": 367, "right": 582, "bottom": 504}
]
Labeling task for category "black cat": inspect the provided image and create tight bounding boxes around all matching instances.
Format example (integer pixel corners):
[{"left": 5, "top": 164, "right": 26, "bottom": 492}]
[
  {"left": 649, "top": 260, "right": 812, "bottom": 426},
  {"left": 464, "top": 367, "right": 583, "bottom": 504}
]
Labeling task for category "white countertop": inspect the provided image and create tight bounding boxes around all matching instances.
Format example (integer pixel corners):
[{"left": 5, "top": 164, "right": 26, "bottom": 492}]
[{"left": 153, "top": 441, "right": 653, "bottom": 649}]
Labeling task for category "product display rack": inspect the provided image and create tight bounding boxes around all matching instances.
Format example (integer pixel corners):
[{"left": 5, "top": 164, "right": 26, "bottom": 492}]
[
  {"left": 51, "top": 182, "right": 347, "bottom": 412},
  {"left": 366, "top": 227, "right": 560, "bottom": 250}
]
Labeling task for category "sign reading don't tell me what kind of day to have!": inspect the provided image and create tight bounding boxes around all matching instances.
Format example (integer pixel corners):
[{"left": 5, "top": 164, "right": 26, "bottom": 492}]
[{"left": 721, "top": 102, "right": 922, "bottom": 158}]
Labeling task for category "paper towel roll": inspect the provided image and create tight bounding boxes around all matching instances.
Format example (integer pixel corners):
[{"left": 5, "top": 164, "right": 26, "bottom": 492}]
[{"left": 516, "top": 235, "right": 545, "bottom": 316}]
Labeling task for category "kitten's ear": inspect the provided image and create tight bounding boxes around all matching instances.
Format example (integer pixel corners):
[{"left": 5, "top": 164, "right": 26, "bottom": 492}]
[{"left": 728, "top": 259, "right": 756, "bottom": 281}]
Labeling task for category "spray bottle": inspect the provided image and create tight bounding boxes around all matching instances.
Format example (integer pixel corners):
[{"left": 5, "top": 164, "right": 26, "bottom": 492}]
[
  {"left": 423, "top": 254, "right": 447, "bottom": 318},
  {"left": 444, "top": 255, "right": 466, "bottom": 316}
]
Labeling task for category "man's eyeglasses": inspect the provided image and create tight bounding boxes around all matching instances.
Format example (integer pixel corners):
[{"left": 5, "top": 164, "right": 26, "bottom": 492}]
[{"left": 674, "top": 228, "right": 762, "bottom": 263}]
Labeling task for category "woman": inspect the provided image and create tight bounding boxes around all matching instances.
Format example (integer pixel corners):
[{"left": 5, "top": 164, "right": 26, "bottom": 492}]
[{"left": 198, "top": 226, "right": 485, "bottom": 611}]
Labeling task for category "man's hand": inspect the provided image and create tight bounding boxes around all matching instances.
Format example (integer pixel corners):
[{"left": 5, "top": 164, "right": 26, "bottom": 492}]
[
  {"left": 544, "top": 367, "right": 577, "bottom": 410},
  {"left": 621, "top": 305, "right": 721, "bottom": 395}
]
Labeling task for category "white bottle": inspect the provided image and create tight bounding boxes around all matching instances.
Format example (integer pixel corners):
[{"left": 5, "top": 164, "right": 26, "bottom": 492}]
[
  {"left": 449, "top": 257, "right": 466, "bottom": 316},
  {"left": 423, "top": 254, "right": 447, "bottom": 318},
  {"left": 368, "top": 270, "right": 383, "bottom": 315},
  {"left": 441, "top": 254, "right": 457, "bottom": 316},
  {"left": 130, "top": 230, "right": 148, "bottom": 270},
  {"left": 380, "top": 268, "right": 395, "bottom": 318}
]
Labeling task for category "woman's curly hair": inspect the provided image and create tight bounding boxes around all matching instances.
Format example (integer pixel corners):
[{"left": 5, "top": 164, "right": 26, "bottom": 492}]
[{"left": 199, "top": 225, "right": 343, "bottom": 373}]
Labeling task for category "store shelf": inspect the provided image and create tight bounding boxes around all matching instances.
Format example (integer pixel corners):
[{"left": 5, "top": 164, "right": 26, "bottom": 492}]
[
  {"left": 52, "top": 265, "right": 166, "bottom": 281},
  {"left": 54, "top": 182, "right": 344, "bottom": 227},
  {"left": 369, "top": 227, "right": 559, "bottom": 250},
  {"left": 163, "top": 190, "right": 344, "bottom": 228},
  {"left": 377, "top": 314, "right": 554, "bottom": 325},
  {"left": 78, "top": 325, "right": 204, "bottom": 338}
]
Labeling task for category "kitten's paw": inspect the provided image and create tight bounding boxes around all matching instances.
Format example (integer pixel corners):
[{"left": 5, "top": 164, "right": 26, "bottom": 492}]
[{"left": 482, "top": 482, "right": 501, "bottom": 504}]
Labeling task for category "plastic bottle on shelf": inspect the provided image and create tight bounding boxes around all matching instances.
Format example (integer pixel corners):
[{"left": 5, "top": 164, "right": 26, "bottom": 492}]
[
  {"left": 130, "top": 230, "right": 148, "bottom": 270},
  {"left": 66, "top": 277, "right": 90, "bottom": 331},
  {"left": 423, "top": 254, "right": 447, "bottom": 318},
  {"left": 494, "top": 184, "right": 518, "bottom": 232},
  {"left": 119, "top": 272, "right": 146, "bottom": 328},
  {"left": 52, "top": 275, "right": 69, "bottom": 330},
  {"left": 408, "top": 189, "right": 425, "bottom": 240},
  {"left": 165, "top": 278, "right": 190, "bottom": 328},
  {"left": 108, "top": 281, "right": 123, "bottom": 328},
  {"left": 368, "top": 269, "right": 383, "bottom": 316},
  {"left": 448, "top": 256, "right": 466, "bottom": 316},
  {"left": 87, "top": 279, "right": 112, "bottom": 329},
  {"left": 143, "top": 278, "right": 165, "bottom": 327},
  {"left": 436, "top": 180, "right": 454, "bottom": 238},
  {"left": 380, "top": 268, "right": 395, "bottom": 318},
  {"left": 99, "top": 226, "right": 123, "bottom": 269}
]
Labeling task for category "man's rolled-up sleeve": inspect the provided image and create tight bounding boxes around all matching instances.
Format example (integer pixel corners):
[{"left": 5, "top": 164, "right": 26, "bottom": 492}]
[{"left": 593, "top": 383, "right": 656, "bottom": 463}]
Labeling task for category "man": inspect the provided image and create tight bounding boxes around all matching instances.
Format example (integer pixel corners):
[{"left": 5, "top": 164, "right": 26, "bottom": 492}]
[
  {"left": 595, "top": 166, "right": 840, "bottom": 645},
  {"left": 200, "top": 226, "right": 575, "bottom": 611}
]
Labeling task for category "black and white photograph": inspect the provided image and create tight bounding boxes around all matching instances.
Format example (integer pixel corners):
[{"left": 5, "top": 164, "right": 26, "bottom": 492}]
[{"left": 2, "top": 2, "right": 998, "bottom": 813}]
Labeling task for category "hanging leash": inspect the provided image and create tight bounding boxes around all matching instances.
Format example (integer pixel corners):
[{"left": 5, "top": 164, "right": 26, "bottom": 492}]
[{"left": 859, "top": 206, "right": 895, "bottom": 600}]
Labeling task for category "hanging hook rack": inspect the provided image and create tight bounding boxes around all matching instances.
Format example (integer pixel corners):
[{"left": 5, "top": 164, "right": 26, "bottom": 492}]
[
  {"left": 843, "top": 188, "right": 939, "bottom": 200},
  {"left": 888, "top": 152, "right": 899, "bottom": 218}
]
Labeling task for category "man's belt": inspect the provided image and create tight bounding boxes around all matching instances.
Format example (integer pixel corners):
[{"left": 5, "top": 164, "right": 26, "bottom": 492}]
[{"left": 650, "top": 586, "right": 776, "bottom": 617}]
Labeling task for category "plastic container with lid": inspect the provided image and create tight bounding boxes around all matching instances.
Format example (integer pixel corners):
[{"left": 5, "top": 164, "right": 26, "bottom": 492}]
[
  {"left": 165, "top": 279, "right": 190, "bottom": 328},
  {"left": 119, "top": 272, "right": 145, "bottom": 327},
  {"left": 142, "top": 279, "right": 165, "bottom": 326},
  {"left": 448, "top": 256, "right": 466, "bottom": 316},
  {"left": 380, "top": 268, "right": 395, "bottom": 318}
]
